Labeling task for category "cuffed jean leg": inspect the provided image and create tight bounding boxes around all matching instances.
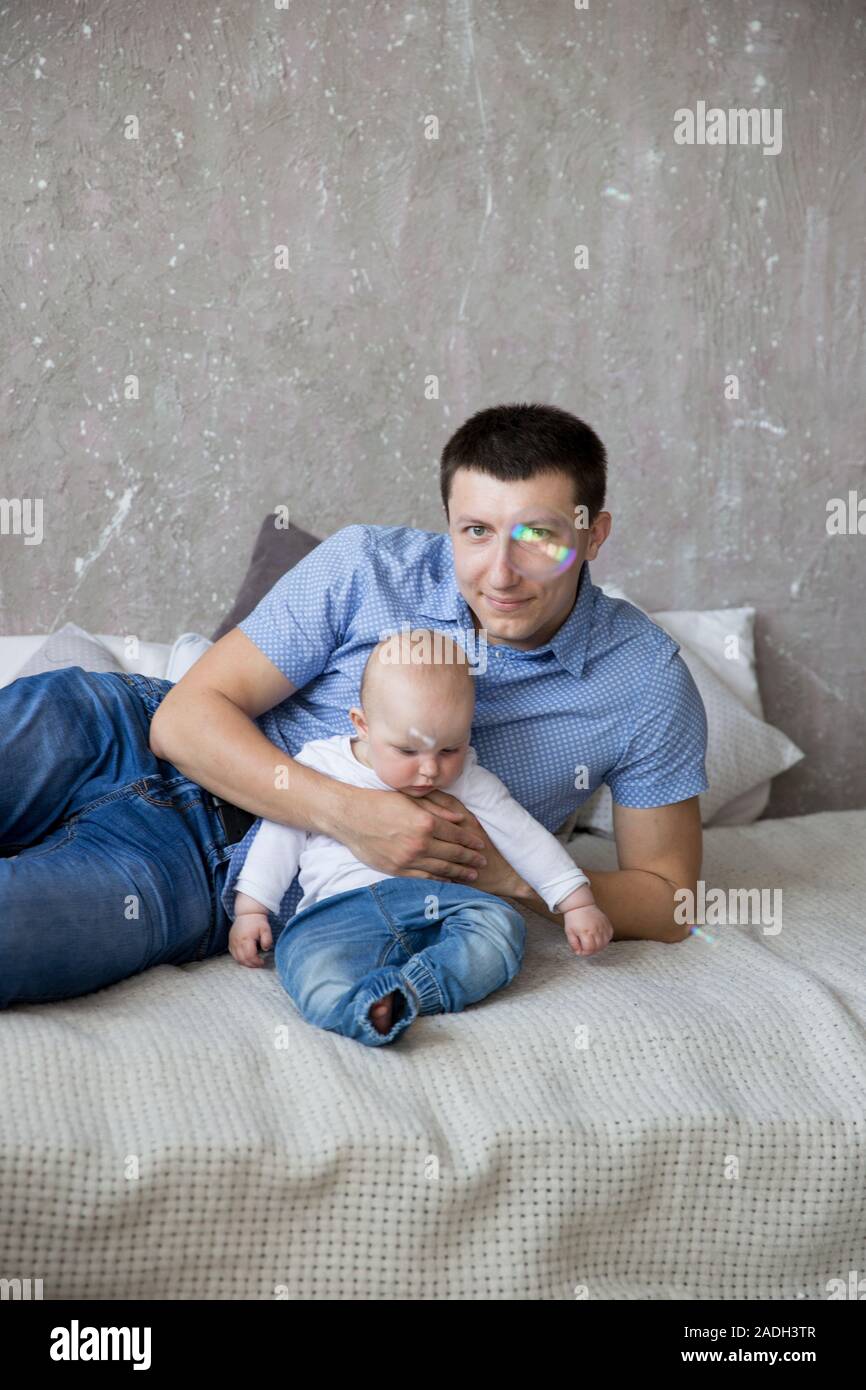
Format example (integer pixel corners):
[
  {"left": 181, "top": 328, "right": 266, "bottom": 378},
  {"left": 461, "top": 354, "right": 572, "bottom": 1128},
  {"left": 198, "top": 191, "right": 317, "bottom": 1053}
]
[
  {"left": 398, "top": 899, "right": 527, "bottom": 1015},
  {"left": 317, "top": 965, "right": 420, "bottom": 1047},
  {"left": 274, "top": 887, "right": 421, "bottom": 1047},
  {"left": 274, "top": 882, "right": 528, "bottom": 1045}
]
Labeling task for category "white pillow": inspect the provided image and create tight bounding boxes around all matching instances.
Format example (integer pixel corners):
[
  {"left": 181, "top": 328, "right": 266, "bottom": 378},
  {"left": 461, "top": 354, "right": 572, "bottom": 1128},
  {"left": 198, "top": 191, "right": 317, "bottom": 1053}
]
[
  {"left": 11, "top": 622, "right": 125, "bottom": 679},
  {"left": 570, "top": 586, "right": 803, "bottom": 835},
  {"left": 0, "top": 630, "right": 213, "bottom": 687},
  {"left": 647, "top": 602, "right": 770, "bottom": 824},
  {"left": 1, "top": 631, "right": 174, "bottom": 687},
  {"left": 165, "top": 632, "right": 213, "bottom": 682},
  {"left": 605, "top": 587, "right": 773, "bottom": 824}
]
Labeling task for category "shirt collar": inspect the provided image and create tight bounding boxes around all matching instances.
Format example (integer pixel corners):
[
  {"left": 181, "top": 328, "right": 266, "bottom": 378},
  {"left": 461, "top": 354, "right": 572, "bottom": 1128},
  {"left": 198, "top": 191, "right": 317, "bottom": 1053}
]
[
  {"left": 416, "top": 546, "right": 597, "bottom": 681},
  {"left": 416, "top": 565, "right": 472, "bottom": 624},
  {"left": 544, "top": 558, "right": 596, "bottom": 680}
]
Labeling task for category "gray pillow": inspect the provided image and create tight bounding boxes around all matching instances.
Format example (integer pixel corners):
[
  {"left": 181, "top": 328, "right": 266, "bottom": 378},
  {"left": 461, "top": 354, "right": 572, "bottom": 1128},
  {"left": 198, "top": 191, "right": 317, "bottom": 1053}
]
[
  {"left": 14, "top": 622, "right": 125, "bottom": 678},
  {"left": 211, "top": 518, "right": 322, "bottom": 641}
]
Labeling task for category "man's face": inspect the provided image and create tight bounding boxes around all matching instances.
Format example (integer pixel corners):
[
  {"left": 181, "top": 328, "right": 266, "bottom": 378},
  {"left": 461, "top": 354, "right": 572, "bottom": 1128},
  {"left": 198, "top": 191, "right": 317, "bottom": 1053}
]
[{"left": 446, "top": 468, "right": 610, "bottom": 649}]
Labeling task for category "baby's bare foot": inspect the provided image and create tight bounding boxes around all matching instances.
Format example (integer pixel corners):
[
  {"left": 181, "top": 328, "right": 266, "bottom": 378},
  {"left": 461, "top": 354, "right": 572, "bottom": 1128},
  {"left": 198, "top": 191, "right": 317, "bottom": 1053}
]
[{"left": 369, "top": 993, "right": 394, "bottom": 1035}]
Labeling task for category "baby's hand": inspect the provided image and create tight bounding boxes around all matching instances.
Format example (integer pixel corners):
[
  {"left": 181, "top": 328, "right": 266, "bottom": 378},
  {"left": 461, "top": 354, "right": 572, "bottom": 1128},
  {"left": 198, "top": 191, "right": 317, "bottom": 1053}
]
[
  {"left": 229, "top": 911, "right": 273, "bottom": 968},
  {"left": 563, "top": 904, "right": 614, "bottom": 957}
]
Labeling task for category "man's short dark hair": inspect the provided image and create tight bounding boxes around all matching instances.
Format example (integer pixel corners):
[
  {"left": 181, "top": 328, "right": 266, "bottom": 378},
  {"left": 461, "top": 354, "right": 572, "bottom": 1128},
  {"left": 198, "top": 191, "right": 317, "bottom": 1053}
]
[{"left": 439, "top": 402, "right": 607, "bottom": 521}]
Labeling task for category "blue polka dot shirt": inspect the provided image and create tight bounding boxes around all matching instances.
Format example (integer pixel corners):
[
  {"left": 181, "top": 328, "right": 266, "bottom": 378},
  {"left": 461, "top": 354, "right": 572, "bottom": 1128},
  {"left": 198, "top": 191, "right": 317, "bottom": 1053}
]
[{"left": 220, "top": 523, "right": 709, "bottom": 930}]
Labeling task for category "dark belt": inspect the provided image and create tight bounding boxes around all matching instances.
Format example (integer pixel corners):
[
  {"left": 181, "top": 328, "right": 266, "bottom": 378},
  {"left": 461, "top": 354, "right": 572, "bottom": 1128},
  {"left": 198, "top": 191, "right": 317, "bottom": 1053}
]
[{"left": 210, "top": 795, "right": 256, "bottom": 846}]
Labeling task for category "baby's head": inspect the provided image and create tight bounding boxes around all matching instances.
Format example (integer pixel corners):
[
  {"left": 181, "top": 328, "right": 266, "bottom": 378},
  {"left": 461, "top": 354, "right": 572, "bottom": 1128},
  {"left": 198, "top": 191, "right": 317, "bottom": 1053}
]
[{"left": 349, "top": 629, "right": 475, "bottom": 795}]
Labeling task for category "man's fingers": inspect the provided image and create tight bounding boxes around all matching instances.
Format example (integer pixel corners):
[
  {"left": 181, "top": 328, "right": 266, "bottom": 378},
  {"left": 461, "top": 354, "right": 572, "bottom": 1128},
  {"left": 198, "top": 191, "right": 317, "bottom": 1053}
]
[
  {"left": 402, "top": 859, "right": 480, "bottom": 883},
  {"left": 416, "top": 792, "right": 486, "bottom": 849},
  {"left": 415, "top": 799, "right": 464, "bottom": 823},
  {"left": 427, "top": 834, "right": 486, "bottom": 868}
]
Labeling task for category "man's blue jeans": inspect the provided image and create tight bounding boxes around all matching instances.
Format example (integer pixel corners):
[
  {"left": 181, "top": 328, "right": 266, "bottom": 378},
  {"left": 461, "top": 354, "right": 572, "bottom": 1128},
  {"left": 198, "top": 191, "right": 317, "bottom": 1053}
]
[
  {"left": 275, "top": 879, "right": 526, "bottom": 1047},
  {"left": 0, "top": 666, "right": 234, "bottom": 1007}
]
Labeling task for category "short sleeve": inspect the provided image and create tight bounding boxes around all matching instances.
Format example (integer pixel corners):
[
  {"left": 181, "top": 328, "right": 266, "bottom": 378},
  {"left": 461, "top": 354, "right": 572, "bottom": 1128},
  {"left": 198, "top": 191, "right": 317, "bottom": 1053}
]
[
  {"left": 606, "top": 645, "right": 709, "bottom": 808},
  {"left": 237, "top": 523, "right": 369, "bottom": 690}
]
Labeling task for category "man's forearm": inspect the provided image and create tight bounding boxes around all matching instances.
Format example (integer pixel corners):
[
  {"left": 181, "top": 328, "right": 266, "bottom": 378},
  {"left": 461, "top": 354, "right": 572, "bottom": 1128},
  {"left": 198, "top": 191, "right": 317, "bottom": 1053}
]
[
  {"left": 508, "top": 867, "right": 690, "bottom": 944},
  {"left": 149, "top": 687, "right": 345, "bottom": 833}
]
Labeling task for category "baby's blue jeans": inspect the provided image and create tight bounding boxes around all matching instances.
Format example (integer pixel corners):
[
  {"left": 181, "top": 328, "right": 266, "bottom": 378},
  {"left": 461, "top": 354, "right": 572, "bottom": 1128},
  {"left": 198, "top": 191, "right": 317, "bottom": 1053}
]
[{"left": 274, "top": 878, "right": 526, "bottom": 1047}]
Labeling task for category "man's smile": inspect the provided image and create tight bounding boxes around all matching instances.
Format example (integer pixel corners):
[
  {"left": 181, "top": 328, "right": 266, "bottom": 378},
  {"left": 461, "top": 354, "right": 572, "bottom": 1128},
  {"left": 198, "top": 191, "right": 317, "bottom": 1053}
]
[{"left": 483, "top": 593, "right": 534, "bottom": 611}]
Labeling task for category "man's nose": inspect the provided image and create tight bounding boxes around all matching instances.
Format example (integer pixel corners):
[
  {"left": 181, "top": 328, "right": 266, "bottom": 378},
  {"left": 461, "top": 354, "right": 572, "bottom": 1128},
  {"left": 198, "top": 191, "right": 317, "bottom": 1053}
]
[{"left": 487, "top": 534, "right": 521, "bottom": 587}]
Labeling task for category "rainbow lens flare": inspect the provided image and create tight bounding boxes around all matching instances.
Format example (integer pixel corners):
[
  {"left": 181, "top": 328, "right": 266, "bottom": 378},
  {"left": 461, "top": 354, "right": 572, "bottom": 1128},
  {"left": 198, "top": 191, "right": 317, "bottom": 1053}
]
[{"left": 510, "top": 523, "right": 577, "bottom": 575}]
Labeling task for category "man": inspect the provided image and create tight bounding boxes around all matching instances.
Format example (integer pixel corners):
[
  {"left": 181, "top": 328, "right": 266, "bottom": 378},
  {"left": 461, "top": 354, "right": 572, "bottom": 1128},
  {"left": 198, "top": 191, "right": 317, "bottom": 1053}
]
[
  {"left": 153, "top": 401, "right": 707, "bottom": 947},
  {"left": 0, "top": 403, "right": 706, "bottom": 1007}
]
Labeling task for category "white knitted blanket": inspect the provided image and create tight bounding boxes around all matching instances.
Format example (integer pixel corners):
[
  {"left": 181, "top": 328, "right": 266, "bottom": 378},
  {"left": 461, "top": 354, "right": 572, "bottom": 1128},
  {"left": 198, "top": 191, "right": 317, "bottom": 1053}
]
[{"left": 2, "top": 809, "right": 864, "bottom": 1300}]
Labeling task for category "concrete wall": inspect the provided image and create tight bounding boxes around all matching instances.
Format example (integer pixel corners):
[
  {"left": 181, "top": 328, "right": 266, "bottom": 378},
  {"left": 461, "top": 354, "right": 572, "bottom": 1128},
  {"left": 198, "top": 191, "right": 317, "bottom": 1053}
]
[{"left": 0, "top": 0, "right": 863, "bottom": 816}]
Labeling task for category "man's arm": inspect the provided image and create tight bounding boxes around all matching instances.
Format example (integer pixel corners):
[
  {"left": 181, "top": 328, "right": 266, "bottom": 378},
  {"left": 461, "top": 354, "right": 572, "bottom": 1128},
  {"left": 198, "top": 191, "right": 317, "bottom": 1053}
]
[
  {"left": 443, "top": 760, "right": 591, "bottom": 913},
  {"left": 512, "top": 798, "right": 702, "bottom": 944},
  {"left": 430, "top": 792, "right": 702, "bottom": 945},
  {"left": 149, "top": 628, "right": 487, "bottom": 881},
  {"left": 444, "top": 640, "right": 708, "bottom": 942},
  {"left": 150, "top": 628, "right": 331, "bottom": 826}
]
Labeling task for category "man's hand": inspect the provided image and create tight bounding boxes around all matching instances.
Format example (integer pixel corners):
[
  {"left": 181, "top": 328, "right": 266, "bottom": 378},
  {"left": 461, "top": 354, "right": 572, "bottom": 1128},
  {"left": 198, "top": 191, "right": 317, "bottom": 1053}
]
[
  {"left": 331, "top": 786, "right": 490, "bottom": 884},
  {"left": 413, "top": 790, "right": 527, "bottom": 897}
]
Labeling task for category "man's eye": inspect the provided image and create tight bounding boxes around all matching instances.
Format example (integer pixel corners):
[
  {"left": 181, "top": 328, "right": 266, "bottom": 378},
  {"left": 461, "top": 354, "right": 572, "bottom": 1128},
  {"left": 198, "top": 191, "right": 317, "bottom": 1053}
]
[{"left": 466, "top": 525, "right": 487, "bottom": 538}]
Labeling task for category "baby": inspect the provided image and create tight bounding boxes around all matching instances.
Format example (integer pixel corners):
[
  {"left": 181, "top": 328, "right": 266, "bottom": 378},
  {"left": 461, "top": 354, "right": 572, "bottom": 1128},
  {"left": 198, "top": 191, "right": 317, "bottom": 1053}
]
[{"left": 229, "top": 629, "right": 613, "bottom": 1046}]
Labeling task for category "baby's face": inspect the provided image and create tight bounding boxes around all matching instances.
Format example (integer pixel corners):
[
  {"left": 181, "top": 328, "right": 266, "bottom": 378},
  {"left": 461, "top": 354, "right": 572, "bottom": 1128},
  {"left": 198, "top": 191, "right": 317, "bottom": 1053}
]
[{"left": 363, "top": 700, "right": 472, "bottom": 796}]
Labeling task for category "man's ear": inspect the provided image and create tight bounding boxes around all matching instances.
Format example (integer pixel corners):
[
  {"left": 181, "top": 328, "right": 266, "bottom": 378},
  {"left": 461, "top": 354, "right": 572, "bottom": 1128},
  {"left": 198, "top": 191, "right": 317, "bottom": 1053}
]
[{"left": 586, "top": 510, "right": 612, "bottom": 561}]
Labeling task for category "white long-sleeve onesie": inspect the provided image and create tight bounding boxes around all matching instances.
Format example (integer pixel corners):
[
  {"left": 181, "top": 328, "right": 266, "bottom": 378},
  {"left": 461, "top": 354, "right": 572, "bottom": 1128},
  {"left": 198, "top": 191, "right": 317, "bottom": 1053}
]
[{"left": 233, "top": 734, "right": 589, "bottom": 918}]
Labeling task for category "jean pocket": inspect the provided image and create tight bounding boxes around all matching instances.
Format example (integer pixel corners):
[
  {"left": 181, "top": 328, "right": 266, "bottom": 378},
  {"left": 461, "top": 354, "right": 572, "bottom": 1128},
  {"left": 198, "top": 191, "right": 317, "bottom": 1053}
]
[
  {"left": 131, "top": 772, "right": 203, "bottom": 807},
  {"left": 132, "top": 773, "right": 228, "bottom": 865},
  {"left": 67, "top": 779, "right": 154, "bottom": 824},
  {"left": 117, "top": 672, "right": 174, "bottom": 719}
]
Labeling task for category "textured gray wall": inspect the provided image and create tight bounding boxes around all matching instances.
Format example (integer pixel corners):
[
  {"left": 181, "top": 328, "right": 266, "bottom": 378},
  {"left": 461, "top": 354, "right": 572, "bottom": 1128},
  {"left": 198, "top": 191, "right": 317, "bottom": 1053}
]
[{"left": 0, "top": 1, "right": 863, "bottom": 817}]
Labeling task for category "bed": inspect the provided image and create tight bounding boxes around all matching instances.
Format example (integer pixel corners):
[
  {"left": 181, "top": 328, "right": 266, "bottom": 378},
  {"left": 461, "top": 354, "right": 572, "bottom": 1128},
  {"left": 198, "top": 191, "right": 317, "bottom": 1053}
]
[{"left": 1, "top": 803, "right": 864, "bottom": 1299}]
